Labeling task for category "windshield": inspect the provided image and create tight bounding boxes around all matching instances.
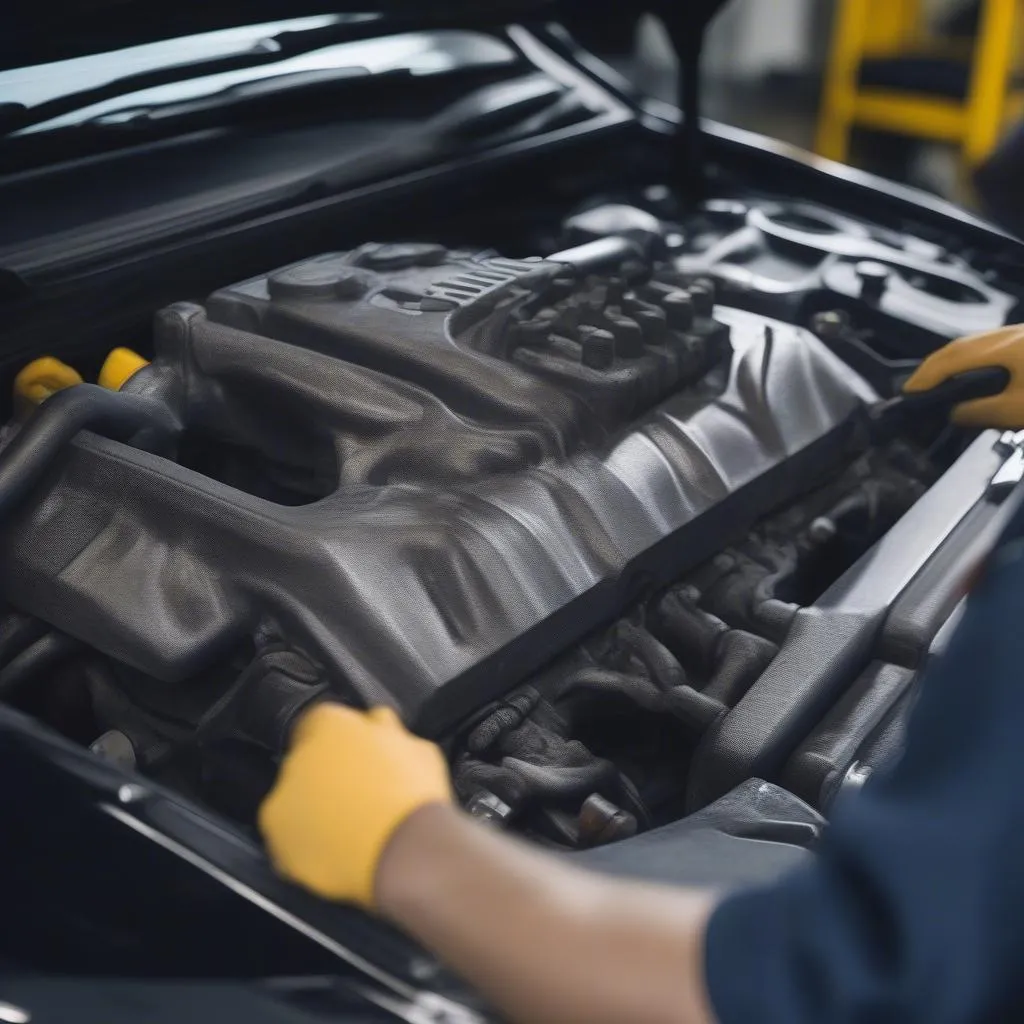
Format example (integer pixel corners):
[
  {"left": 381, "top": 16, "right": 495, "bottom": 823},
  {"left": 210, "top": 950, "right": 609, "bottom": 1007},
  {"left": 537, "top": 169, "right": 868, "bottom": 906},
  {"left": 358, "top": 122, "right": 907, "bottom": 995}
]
[
  {"left": 0, "top": 17, "right": 519, "bottom": 137},
  {"left": 2, "top": 15, "right": 372, "bottom": 107},
  {"left": 0, "top": 19, "right": 595, "bottom": 266}
]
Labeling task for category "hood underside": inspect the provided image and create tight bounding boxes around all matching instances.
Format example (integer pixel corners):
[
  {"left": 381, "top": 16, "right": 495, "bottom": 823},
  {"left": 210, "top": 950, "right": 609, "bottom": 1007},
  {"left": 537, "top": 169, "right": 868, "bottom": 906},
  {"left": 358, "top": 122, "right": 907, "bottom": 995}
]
[{"left": 5, "top": 2, "right": 730, "bottom": 70}]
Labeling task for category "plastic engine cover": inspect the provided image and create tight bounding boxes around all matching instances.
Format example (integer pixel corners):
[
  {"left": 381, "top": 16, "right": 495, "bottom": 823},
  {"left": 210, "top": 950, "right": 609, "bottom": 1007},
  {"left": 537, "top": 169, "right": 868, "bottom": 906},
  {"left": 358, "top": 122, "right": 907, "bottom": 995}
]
[{"left": 0, "top": 244, "right": 876, "bottom": 733}]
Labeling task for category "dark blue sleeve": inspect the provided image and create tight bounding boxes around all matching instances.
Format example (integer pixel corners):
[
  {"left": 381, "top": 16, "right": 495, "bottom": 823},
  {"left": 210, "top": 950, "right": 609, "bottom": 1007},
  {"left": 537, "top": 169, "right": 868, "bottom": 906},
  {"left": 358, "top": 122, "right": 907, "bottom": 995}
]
[{"left": 705, "top": 536, "right": 1024, "bottom": 1024}]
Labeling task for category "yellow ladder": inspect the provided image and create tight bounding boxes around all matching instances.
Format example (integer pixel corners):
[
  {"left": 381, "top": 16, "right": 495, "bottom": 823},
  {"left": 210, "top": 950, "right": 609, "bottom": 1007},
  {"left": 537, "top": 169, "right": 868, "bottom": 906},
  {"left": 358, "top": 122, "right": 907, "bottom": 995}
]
[{"left": 816, "top": 0, "right": 1024, "bottom": 169}]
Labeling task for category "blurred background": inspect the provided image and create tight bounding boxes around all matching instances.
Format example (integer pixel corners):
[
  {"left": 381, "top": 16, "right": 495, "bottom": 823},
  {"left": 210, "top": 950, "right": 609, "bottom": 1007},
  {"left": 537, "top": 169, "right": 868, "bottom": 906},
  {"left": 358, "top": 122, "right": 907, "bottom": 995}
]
[{"left": 578, "top": 0, "right": 1024, "bottom": 233}]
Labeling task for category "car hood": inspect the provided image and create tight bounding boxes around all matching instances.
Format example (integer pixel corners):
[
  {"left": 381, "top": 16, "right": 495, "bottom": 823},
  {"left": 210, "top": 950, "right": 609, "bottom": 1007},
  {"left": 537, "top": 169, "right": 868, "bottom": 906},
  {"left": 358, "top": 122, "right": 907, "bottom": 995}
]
[{"left": 6, "top": 1, "right": 731, "bottom": 69}]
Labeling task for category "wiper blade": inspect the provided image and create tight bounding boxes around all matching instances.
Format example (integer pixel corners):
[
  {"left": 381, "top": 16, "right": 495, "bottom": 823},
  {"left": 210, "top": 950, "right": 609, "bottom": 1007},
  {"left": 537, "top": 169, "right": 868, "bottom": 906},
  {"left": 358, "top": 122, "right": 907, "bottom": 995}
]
[
  {"left": 0, "top": 42, "right": 289, "bottom": 137},
  {"left": 92, "top": 70, "right": 567, "bottom": 161},
  {"left": 84, "top": 66, "right": 396, "bottom": 130},
  {"left": 0, "top": 15, "right": 436, "bottom": 139},
  {"left": 5, "top": 62, "right": 531, "bottom": 160},
  {"left": 3, "top": 30, "right": 521, "bottom": 145}
]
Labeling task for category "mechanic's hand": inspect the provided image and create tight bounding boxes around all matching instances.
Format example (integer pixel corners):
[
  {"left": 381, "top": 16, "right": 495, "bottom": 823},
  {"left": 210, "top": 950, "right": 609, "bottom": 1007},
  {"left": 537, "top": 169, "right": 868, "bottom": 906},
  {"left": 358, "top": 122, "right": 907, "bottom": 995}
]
[
  {"left": 258, "top": 703, "right": 452, "bottom": 909},
  {"left": 904, "top": 324, "right": 1024, "bottom": 429}
]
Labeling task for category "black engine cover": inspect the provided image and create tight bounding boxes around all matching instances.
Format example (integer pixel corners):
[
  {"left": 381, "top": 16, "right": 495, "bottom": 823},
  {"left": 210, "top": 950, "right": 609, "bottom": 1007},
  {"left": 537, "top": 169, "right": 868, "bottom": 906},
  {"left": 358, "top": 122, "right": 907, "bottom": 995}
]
[{"left": 0, "top": 245, "right": 875, "bottom": 732}]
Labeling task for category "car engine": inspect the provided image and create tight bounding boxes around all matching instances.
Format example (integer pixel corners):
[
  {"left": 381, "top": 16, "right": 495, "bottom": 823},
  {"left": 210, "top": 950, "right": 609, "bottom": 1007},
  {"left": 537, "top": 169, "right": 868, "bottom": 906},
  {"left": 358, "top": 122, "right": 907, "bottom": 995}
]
[{"left": 1, "top": 189, "right": 1021, "bottom": 849}]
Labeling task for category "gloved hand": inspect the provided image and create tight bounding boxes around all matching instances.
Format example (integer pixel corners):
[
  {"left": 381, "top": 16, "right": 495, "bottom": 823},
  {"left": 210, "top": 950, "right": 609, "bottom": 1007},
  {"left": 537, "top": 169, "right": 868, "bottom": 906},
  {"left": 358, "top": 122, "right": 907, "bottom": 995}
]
[
  {"left": 258, "top": 703, "right": 453, "bottom": 909},
  {"left": 904, "top": 324, "right": 1024, "bottom": 429}
]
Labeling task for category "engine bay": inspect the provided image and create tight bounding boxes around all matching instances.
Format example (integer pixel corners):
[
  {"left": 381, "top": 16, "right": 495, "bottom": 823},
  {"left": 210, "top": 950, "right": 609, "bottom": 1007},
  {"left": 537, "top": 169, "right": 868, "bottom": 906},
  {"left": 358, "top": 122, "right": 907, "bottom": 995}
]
[{"left": 2, "top": 186, "right": 1022, "bottom": 852}]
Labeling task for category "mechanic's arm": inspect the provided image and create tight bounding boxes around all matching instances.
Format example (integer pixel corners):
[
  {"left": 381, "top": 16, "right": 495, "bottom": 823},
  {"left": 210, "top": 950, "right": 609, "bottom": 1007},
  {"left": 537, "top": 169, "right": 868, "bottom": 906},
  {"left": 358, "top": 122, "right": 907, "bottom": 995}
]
[
  {"left": 260, "top": 524, "right": 1024, "bottom": 1024},
  {"left": 379, "top": 805, "right": 716, "bottom": 1024},
  {"left": 262, "top": 326, "right": 1024, "bottom": 1024},
  {"left": 259, "top": 705, "right": 717, "bottom": 1024},
  {"left": 260, "top": 542, "right": 1024, "bottom": 1024}
]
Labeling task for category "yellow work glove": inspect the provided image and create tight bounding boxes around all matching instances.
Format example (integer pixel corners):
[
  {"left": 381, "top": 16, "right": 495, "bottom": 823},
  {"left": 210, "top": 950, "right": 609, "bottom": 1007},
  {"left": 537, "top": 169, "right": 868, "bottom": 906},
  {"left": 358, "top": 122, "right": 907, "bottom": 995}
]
[
  {"left": 904, "top": 324, "right": 1024, "bottom": 429},
  {"left": 258, "top": 704, "right": 453, "bottom": 909}
]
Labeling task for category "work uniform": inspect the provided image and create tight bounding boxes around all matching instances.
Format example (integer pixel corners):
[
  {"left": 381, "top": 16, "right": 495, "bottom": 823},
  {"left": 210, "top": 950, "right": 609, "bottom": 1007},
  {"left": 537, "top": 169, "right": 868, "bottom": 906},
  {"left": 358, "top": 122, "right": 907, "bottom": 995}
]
[{"left": 707, "top": 509, "right": 1024, "bottom": 1022}]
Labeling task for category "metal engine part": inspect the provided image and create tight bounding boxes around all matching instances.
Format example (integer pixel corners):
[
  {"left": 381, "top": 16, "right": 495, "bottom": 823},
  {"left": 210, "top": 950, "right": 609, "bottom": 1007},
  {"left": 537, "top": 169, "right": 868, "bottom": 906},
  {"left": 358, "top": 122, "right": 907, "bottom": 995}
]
[{"left": 677, "top": 198, "right": 1019, "bottom": 352}]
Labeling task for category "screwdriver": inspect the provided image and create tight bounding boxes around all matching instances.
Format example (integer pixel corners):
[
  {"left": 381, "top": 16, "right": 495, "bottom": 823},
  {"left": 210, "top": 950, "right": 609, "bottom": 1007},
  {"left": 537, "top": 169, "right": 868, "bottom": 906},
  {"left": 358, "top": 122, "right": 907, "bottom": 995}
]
[
  {"left": 869, "top": 365, "right": 1011, "bottom": 424},
  {"left": 869, "top": 324, "right": 1024, "bottom": 432}
]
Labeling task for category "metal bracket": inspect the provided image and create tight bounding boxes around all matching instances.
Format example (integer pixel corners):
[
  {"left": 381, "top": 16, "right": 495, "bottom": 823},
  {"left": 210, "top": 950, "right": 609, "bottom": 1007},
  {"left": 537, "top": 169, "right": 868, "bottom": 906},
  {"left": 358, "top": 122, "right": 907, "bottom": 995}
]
[{"left": 988, "top": 430, "right": 1024, "bottom": 502}]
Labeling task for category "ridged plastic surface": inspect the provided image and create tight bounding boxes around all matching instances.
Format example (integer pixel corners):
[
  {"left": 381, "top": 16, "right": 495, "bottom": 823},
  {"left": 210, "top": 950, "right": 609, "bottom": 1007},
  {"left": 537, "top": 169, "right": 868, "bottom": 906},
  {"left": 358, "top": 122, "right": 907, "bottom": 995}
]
[{"left": 0, "top": 245, "right": 876, "bottom": 732}]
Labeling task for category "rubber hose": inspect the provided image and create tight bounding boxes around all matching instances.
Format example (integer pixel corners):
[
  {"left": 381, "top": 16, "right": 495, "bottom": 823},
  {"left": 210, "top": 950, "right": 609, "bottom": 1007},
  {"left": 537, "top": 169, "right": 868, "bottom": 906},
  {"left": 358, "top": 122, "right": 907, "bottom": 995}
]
[
  {"left": 0, "top": 614, "right": 48, "bottom": 667},
  {"left": 0, "top": 384, "right": 178, "bottom": 520},
  {"left": 0, "top": 631, "right": 84, "bottom": 702}
]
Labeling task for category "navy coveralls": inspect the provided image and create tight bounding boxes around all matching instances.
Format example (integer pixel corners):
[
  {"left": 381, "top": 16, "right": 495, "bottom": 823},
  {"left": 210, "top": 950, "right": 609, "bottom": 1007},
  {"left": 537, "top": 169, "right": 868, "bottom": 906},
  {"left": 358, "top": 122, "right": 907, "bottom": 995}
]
[{"left": 707, "top": 518, "right": 1024, "bottom": 1022}]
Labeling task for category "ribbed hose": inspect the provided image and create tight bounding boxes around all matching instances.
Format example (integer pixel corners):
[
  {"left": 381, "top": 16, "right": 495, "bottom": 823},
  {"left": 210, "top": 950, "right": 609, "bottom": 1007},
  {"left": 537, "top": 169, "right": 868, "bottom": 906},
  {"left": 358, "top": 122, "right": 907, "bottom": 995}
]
[{"left": 0, "top": 384, "right": 178, "bottom": 520}]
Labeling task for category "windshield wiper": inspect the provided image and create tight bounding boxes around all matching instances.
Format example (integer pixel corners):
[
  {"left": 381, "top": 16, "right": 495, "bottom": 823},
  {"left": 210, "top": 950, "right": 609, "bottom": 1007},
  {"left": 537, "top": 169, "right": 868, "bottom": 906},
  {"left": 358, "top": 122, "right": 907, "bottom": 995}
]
[
  {"left": 97, "top": 67, "right": 562, "bottom": 135},
  {"left": 0, "top": 61, "right": 533, "bottom": 176},
  {"left": 81, "top": 66, "right": 409, "bottom": 130},
  {"left": 0, "top": 15, "right": 433, "bottom": 138},
  {"left": 82, "top": 72, "right": 570, "bottom": 182},
  {"left": 1, "top": 46, "right": 285, "bottom": 137}
]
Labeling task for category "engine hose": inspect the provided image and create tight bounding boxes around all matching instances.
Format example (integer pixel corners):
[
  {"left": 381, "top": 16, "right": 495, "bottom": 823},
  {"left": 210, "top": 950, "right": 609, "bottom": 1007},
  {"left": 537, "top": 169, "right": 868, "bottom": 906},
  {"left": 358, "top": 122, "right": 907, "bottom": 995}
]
[
  {"left": 0, "top": 631, "right": 84, "bottom": 702},
  {"left": 0, "top": 384, "right": 178, "bottom": 521},
  {"left": 0, "top": 614, "right": 48, "bottom": 667}
]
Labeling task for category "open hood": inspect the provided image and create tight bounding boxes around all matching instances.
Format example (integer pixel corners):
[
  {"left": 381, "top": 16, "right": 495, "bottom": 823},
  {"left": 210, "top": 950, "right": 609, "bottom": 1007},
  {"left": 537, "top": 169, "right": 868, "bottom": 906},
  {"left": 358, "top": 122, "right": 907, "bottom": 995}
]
[
  {"left": 5, "top": 1, "right": 731, "bottom": 71},
  {"left": 7, "top": 0, "right": 1024, "bottom": 1016},
  {"left": 3, "top": 1, "right": 731, "bottom": 191}
]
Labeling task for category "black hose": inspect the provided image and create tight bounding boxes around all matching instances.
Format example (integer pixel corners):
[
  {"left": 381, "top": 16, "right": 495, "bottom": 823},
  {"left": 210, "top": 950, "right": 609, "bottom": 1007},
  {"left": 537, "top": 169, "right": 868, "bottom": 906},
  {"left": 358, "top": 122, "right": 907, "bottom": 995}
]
[
  {"left": 0, "top": 384, "right": 178, "bottom": 521},
  {"left": 0, "top": 631, "right": 84, "bottom": 702},
  {"left": 0, "top": 613, "right": 49, "bottom": 667}
]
